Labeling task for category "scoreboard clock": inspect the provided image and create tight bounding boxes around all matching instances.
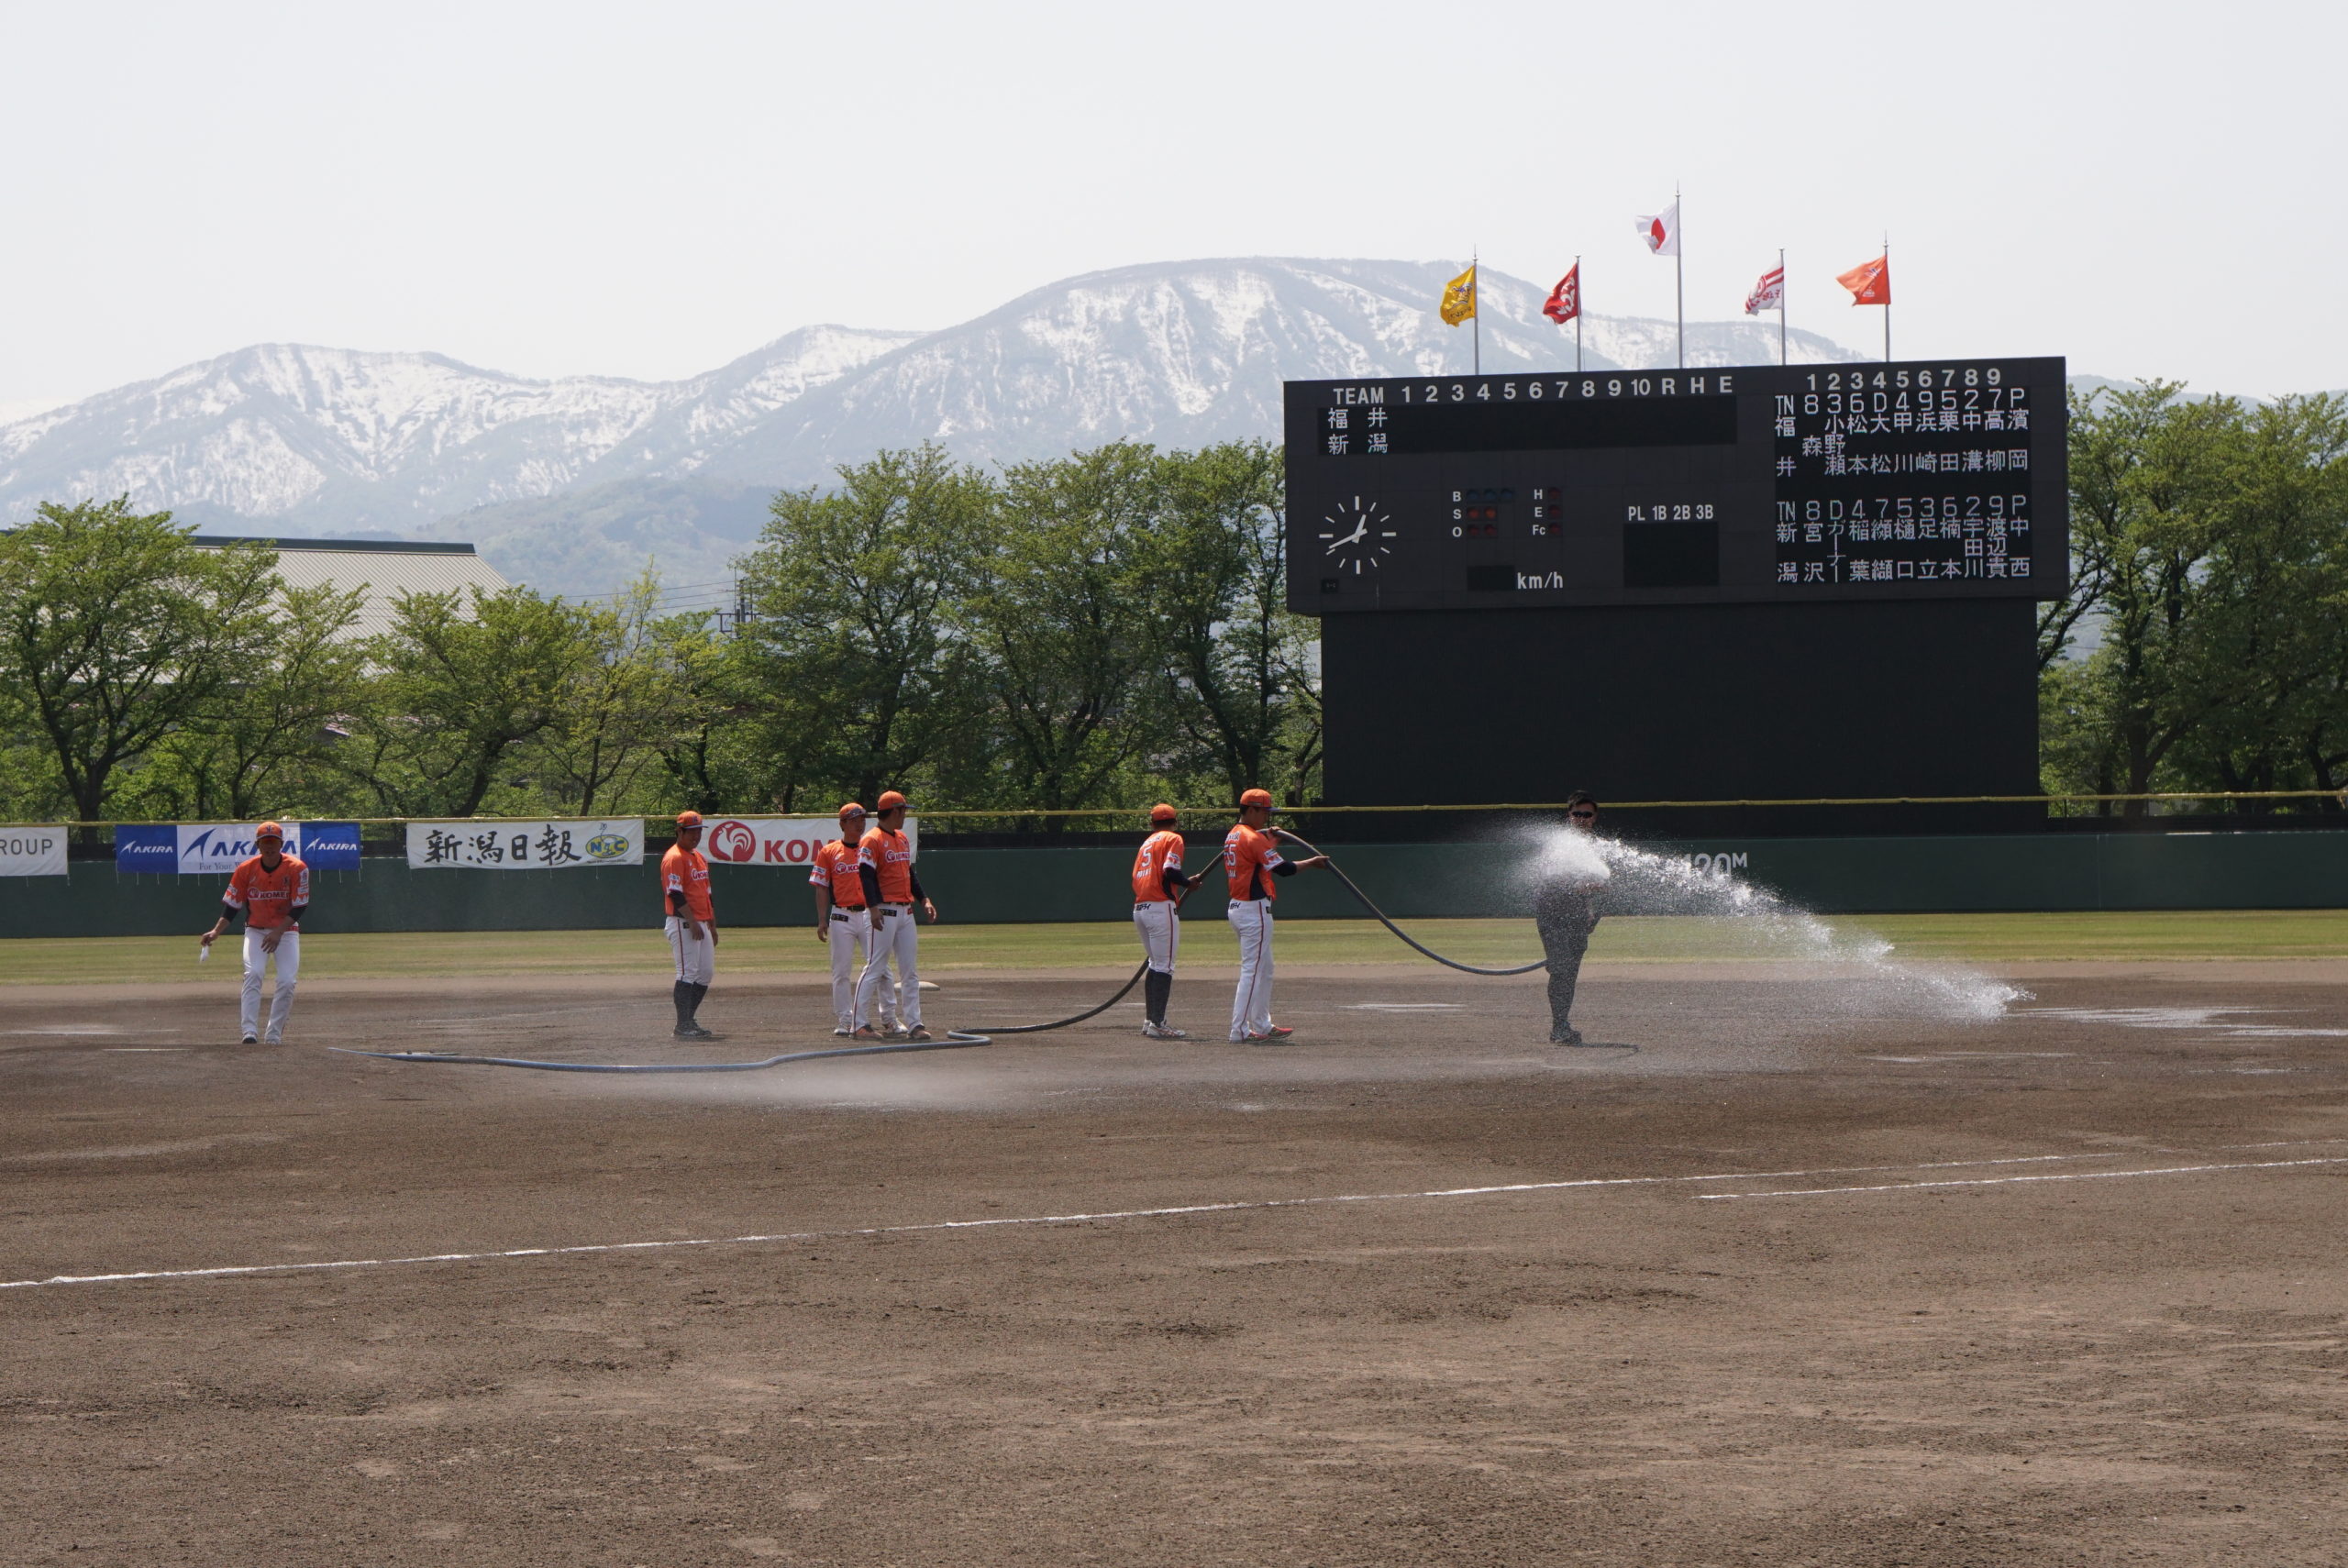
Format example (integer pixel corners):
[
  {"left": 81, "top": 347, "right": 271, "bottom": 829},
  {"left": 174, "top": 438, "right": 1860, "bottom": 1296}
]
[{"left": 1285, "top": 357, "right": 2067, "bottom": 613}]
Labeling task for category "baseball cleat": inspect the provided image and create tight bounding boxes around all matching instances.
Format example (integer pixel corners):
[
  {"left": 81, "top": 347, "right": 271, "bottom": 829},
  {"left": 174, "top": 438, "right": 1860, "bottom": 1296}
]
[
  {"left": 850, "top": 1025, "right": 880, "bottom": 1040},
  {"left": 240, "top": 1034, "right": 259, "bottom": 1045},
  {"left": 1549, "top": 1028, "right": 1585, "bottom": 1045},
  {"left": 833, "top": 1027, "right": 853, "bottom": 1037},
  {"left": 1256, "top": 1024, "right": 1295, "bottom": 1040},
  {"left": 673, "top": 1024, "right": 718, "bottom": 1041},
  {"left": 904, "top": 1025, "right": 934, "bottom": 1042},
  {"left": 1142, "top": 1021, "right": 1190, "bottom": 1040}
]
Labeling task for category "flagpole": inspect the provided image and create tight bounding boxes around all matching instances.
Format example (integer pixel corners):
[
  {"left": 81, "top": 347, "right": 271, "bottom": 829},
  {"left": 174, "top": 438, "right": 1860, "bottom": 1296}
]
[
  {"left": 1674, "top": 183, "right": 1684, "bottom": 369},
  {"left": 1472, "top": 248, "right": 1480, "bottom": 376},
  {"left": 1575, "top": 255, "right": 1583, "bottom": 372},
  {"left": 1778, "top": 246, "right": 1787, "bottom": 366},
  {"left": 1883, "top": 234, "right": 1891, "bottom": 362}
]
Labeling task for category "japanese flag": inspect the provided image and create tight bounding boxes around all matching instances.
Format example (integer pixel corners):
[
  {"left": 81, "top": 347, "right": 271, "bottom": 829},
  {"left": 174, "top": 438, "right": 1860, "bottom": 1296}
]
[{"left": 1634, "top": 202, "right": 1678, "bottom": 256}]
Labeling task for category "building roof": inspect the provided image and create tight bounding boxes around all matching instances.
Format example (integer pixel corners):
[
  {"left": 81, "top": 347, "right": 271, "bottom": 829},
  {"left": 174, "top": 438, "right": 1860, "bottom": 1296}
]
[{"left": 189, "top": 536, "right": 511, "bottom": 641}]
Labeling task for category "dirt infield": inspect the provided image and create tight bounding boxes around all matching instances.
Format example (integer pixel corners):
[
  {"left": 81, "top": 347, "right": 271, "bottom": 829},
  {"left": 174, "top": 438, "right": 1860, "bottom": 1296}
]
[{"left": 7, "top": 956, "right": 2348, "bottom": 1565}]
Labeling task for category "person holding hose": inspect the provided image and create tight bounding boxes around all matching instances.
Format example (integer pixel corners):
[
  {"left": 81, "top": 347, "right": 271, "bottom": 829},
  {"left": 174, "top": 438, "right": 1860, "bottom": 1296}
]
[
  {"left": 1132, "top": 803, "right": 1199, "bottom": 1039},
  {"left": 1535, "top": 791, "right": 1608, "bottom": 1045},
  {"left": 1224, "top": 789, "right": 1329, "bottom": 1043},
  {"left": 853, "top": 790, "right": 936, "bottom": 1043},
  {"left": 662, "top": 810, "right": 719, "bottom": 1039},
  {"left": 811, "top": 801, "right": 895, "bottom": 1037}
]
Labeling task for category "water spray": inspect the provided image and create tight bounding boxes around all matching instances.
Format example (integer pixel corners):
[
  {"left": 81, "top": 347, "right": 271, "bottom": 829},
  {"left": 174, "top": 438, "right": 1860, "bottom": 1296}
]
[
  {"left": 329, "top": 1036, "right": 987, "bottom": 1074},
  {"left": 1270, "top": 828, "right": 1546, "bottom": 977}
]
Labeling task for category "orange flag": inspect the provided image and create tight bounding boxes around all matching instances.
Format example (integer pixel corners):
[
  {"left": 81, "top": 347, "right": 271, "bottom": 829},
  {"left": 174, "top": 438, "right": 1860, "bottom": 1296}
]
[{"left": 1837, "top": 255, "right": 1890, "bottom": 304}]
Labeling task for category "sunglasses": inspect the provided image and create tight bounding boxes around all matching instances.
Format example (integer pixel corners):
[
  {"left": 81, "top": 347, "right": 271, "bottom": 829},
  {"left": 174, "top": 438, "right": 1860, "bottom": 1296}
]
[{"left": 1568, "top": 809, "right": 1596, "bottom": 819}]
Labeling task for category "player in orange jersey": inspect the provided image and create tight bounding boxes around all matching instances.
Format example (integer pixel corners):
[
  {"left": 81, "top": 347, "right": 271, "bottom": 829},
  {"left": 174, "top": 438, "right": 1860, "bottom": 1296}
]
[
  {"left": 1132, "top": 803, "right": 1200, "bottom": 1039},
  {"left": 198, "top": 821, "right": 310, "bottom": 1044},
  {"left": 1223, "top": 789, "right": 1327, "bottom": 1043},
  {"left": 662, "top": 811, "right": 718, "bottom": 1039},
  {"left": 811, "top": 801, "right": 896, "bottom": 1037},
  {"left": 852, "top": 790, "right": 936, "bottom": 1041}
]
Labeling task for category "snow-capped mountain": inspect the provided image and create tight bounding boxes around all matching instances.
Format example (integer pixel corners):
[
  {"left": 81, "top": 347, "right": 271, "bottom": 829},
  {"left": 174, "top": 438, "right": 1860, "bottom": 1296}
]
[
  {"left": 0, "top": 259, "right": 1867, "bottom": 593},
  {"left": 0, "top": 326, "right": 922, "bottom": 536}
]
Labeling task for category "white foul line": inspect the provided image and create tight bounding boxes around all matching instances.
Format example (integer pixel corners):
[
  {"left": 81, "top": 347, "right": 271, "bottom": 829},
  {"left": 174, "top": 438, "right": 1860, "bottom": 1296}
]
[
  {"left": 0, "top": 1148, "right": 2328, "bottom": 1292},
  {"left": 1699, "top": 1155, "right": 2348, "bottom": 1201},
  {"left": 0, "top": 1152, "right": 2132, "bottom": 1292}
]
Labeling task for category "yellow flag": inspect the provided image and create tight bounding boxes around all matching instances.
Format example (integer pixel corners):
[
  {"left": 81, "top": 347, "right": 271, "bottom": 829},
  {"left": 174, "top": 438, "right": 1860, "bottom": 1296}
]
[{"left": 1439, "top": 263, "right": 1477, "bottom": 326}]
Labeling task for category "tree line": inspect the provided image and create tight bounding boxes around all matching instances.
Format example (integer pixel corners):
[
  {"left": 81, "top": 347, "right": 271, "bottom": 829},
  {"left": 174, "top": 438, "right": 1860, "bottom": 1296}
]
[
  {"left": 6, "top": 395, "right": 2342, "bottom": 832},
  {"left": 0, "top": 442, "right": 1322, "bottom": 829},
  {"left": 2039, "top": 383, "right": 2348, "bottom": 813}
]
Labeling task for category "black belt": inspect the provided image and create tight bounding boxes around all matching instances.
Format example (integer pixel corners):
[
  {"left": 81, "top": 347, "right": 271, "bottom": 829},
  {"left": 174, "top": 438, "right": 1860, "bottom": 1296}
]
[{"left": 829, "top": 908, "right": 868, "bottom": 922}]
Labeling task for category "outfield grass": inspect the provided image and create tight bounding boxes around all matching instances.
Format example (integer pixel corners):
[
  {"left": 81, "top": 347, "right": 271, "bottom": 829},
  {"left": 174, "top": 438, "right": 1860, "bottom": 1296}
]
[{"left": 6, "top": 910, "right": 2347, "bottom": 987}]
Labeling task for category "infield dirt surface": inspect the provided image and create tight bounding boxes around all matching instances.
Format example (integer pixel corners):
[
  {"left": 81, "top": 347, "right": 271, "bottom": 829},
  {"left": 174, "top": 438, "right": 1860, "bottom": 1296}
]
[{"left": 7, "top": 955, "right": 2348, "bottom": 1565}]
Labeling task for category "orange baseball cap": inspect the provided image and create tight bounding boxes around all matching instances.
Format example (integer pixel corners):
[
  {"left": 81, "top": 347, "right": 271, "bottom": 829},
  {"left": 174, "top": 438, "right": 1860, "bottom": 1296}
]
[
  {"left": 1239, "top": 789, "right": 1273, "bottom": 809},
  {"left": 877, "top": 790, "right": 907, "bottom": 812},
  {"left": 1149, "top": 803, "right": 1179, "bottom": 823},
  {"left": 839, "top": 801, "right": 867, "bottom": 818},
  {"left": 254, "top": 820, "right": 285, "bottom": 841},
  {"left": 676, "top": 811, "right": 704, "bottom": 828}
]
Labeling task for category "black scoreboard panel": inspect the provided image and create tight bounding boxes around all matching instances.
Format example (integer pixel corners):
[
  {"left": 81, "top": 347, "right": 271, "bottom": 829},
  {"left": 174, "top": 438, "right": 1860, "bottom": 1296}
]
[{"left": 1285, "top": 357, "right": 2066, "bottom": 613}]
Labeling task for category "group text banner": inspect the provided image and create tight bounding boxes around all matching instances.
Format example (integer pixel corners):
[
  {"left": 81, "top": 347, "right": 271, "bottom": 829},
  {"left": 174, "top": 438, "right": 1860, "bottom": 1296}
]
[
  {"left": 0, "top": 826, "right": 68, "bottom": 878},
  {"left": 405, "top": 820, "right": 644, "bottom": 870},
  {"left": 112, "top": 822, "right": 361, "bottom": 874},
  {"left": 700, "top": 815, "right": 919, "bottom": 867}
]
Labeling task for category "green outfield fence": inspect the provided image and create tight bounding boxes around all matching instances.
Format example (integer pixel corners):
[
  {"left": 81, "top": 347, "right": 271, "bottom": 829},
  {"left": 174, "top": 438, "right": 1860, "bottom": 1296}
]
[{"left": 6, "top": 793, "right": 2346, "bottom": 936}]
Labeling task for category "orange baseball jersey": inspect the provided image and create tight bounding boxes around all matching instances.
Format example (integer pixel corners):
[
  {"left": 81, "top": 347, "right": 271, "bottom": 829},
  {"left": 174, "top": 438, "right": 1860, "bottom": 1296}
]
[
  {"left": 858, "top": 826, "right": 915, "bottom": 903},
  {"left": 661, "top": 843, "right": 714, "bottom": 921},
  {"left": 808, "top": 837, "right": 866, "bottom": 905},
  {"left": 1223, "top": 823, "right": 1286, "bottom": 901},
  {"left": 225, "top": 854, "right": 309, "bottom": 930},
  {"left": 1131, "top": 829, "right": 1185, "bottom": 903}
]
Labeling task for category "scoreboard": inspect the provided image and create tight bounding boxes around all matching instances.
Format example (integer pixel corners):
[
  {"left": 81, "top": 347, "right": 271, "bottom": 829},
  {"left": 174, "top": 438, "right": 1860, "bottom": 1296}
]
[{"left": 1285, "top": 357, "right": 2067, "bottom": 613}]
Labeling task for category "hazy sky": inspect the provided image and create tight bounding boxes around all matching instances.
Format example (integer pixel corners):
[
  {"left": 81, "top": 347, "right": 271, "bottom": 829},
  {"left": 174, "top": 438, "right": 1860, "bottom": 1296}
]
[{"left": 3, "top": 0, "right": 2341, "bottom": 415}]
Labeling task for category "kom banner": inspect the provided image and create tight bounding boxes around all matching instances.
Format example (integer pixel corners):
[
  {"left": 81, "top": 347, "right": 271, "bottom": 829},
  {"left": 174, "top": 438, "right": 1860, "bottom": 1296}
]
[
  {"left": 113, "top": 822, "right": 361, "bottom": 874},
  {"left": 698, "top": 815, "right": 920, "bottom": 867},
  {"left": 405, "top": 819, "right": 643, "bottom": 870},
  {"left": 0, "top": 826, "right": 68, "bottom": 878}
]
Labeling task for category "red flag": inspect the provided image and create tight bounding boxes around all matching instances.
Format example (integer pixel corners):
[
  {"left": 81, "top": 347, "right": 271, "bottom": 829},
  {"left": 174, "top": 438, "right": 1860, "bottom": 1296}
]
[
  {"left": 1543, "top": 263, "right": 1580, "bottom": 325},
  {"left": 1837, "top": 255, "right": 1890, "bottom": 305}
]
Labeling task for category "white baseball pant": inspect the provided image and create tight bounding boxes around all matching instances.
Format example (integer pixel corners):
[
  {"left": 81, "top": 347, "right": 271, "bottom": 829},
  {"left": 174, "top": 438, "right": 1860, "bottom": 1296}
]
[
  {"left": 665, "top": 916, "right": 715, "bottom": 986},
  {"left": 1134, "top": 900, "right": 1180, "bottom": 974},
  {"left": 240, "top": 929, "right": 300, "bottom": 1043},
  {"left": 827, "top": 907, "right": 895, "bottom": 1031},
  {"left": 855, "top": 903, "right": 921, "bottom": 1029},
  {"left": 1226, "top": 900, "right": 1274, "bottom": 1040}
]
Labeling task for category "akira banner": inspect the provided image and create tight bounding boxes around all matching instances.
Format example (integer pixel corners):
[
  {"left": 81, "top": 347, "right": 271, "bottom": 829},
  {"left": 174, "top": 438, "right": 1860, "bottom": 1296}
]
[
  {"left": 114, "top": 822, "right": 361, "bottom": 874},
  {"left": 405, "top": 819, "right": 643, "bottom": 870},
  {"left": 697, "top": 816, "right": 920, "bottom": 867}
]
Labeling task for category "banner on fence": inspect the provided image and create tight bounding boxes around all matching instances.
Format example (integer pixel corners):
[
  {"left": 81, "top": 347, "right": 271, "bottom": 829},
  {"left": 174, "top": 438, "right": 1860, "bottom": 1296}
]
[
  {"left": 113, "top": 822, "right": 361, "bottom": 874},
  {"left": 0, "top": 827, "right": 68, "bottom": 878},
  {"left": 698, "top": 816, "right": 919, "bottom": 867},
  {"left": 405, "top": 820, "right": 643, "bottom": 870}
]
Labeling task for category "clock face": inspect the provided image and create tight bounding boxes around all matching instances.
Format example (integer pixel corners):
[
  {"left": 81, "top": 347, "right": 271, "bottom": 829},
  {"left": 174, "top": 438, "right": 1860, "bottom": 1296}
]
[{"left": 1317, "top": 494, "right": 1396, "bottom": 575}]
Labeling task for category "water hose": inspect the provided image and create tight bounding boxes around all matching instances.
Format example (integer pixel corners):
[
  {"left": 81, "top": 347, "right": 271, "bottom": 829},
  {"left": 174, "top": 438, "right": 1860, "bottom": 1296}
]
[
  {"left": 1272, "top": 828, "right": 1547, "bottom": 977},
  {"left": 328, "top": 1036, "right": 987, "bottom": 1074},
  {"left": 948, "top": 879, "right": 1207, "bottom": 1035}
]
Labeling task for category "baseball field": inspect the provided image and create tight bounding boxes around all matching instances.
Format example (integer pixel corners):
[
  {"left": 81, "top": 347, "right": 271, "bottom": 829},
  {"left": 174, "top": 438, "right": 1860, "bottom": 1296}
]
[{"left": 8, "top": 911, "right": 2348, "bottom": 1564}]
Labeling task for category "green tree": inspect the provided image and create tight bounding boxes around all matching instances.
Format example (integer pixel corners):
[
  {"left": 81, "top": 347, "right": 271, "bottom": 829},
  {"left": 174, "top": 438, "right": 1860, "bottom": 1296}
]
[
  {"left": 736, "top": 445, "right": 994, "bottom": 805},
  {"left": 129, "top": 580, "right": 370, "bottom": 820},
  {"left": 963, "top": 445, "right": 1161, "bottom": 823},
  {"left": 538, "top": 575, "right": 683, "bottom": 816},
  {"left": 2040, "top": 384, "right": 2246, "bottom": 811},
  {"left": 0, "top": 499, "right": 277, "bottom": 829},
  {"left": 348, "top": 585, "right": 591, "bottom": 817},
  {"left": 1142, "top": 442, "right": 1322, "bottom": 804}
]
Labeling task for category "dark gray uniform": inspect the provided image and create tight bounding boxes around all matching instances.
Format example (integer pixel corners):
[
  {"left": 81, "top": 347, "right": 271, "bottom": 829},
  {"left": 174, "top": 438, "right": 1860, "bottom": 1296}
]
[{"left": 1534, "top": 882, "right": 1600, "bottom": 1039}]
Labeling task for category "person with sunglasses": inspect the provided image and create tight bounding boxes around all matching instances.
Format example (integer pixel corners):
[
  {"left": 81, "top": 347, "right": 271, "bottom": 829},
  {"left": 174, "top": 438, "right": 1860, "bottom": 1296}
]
[{"left": 1534, "top": 791, "right": 1607, "bottom": 1044}]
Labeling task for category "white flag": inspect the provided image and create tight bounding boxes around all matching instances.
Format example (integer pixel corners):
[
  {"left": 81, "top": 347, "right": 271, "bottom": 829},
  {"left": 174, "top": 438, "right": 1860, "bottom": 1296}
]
[
  {"left": 1744, "top": 263, "right": 1785, "bottom": 315},
  {"left": 1634, "top": 201, "right": 1679, "bottom": 256}
]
